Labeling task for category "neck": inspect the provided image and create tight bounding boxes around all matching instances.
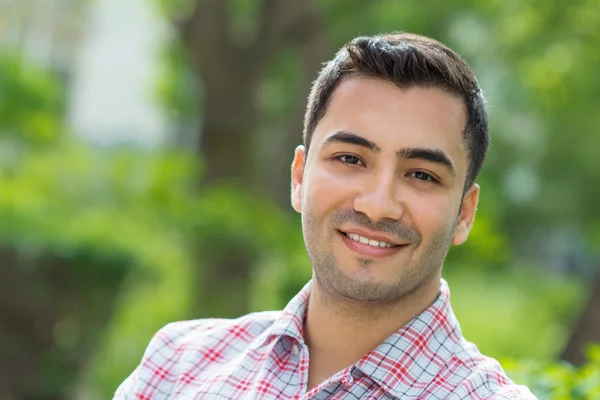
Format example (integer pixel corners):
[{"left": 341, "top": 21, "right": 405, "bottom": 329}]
[{"left": 303, "top": 274, "right": 441, "bottom": 389}]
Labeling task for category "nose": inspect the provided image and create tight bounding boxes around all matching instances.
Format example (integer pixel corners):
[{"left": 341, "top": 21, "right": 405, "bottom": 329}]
[{"left": 353, "top": 171, "right": 404, "bottom": 223}]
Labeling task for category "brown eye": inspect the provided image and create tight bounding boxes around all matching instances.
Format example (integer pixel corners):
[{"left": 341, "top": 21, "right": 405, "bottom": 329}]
[
  {"left": 410, "top": 171, "right": 436, "bottom": 182},
  {"left": 337, "top": 155, "right": 364, "bottom": 166}
]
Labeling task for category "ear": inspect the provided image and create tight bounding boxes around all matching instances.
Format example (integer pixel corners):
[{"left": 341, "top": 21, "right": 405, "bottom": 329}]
[
  {"left": 290, "top": 145, "right": 306, "bottom": 213},
  {"left": 452, "top": 183, "right": 480, "bottom": 246}
]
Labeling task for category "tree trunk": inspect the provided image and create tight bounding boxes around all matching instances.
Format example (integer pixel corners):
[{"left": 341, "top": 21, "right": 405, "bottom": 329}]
[
  {"left": 174, "top": 0, "right": 326, "bottom": 318},
  {"left": 264, "top": 22, "right": 331, "bottom": 209},
  {"left": 200, "top": 76, "right": 261, "bottom": 188},
  {"left": 191, "top": 74, "right": 261, "bottom": 318},
  {"left": 560, "top": 269, "right": 600, "bottom": 366}
]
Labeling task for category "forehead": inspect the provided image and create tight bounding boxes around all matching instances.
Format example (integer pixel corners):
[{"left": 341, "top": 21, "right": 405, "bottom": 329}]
[{"left": 313, "top": 76, "right": 468, "bottom": 173}]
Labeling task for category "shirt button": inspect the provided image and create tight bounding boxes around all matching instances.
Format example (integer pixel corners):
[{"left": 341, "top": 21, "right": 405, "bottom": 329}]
[
  {"left": 341, "top": 375, "right": 354, "bottom": 386},
  {"left": 292, "top": 344, "right": 299, "bottom": 357}
]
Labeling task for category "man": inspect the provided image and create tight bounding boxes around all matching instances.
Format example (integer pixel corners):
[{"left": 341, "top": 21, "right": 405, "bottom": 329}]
[{"left": 115, "top": 33, "right": 536, "bottom": 399}]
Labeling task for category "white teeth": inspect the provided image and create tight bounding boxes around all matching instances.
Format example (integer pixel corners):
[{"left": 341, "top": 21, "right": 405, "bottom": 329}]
[{"left": 346, "top": 233, "right": 394, "bottom": 248}]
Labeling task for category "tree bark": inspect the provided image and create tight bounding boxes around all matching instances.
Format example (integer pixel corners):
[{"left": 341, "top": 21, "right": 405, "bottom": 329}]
[{"left": 560, "top": 269, "right": 600, "bottom": 366}]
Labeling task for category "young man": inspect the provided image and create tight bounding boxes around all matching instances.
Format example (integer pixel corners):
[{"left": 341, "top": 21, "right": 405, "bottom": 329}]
[{"left": 115, "top": 33, "right": 536, "bottom": 399}]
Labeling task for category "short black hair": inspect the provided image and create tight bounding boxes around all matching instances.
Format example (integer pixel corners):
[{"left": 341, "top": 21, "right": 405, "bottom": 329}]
[{"left": 303, "top": 32, "right": 489, "bottom": 189}]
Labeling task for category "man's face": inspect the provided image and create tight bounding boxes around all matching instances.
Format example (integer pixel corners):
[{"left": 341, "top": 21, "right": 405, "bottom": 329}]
[{"left": 291, "top": 76, "right": 479, "bottom": 303}]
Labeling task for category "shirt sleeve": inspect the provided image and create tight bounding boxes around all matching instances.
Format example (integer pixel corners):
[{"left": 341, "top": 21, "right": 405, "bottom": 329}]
[
  {"left": 111, "top": 319, "right": 213, "bottom": 399},
  {"left": 112, "top": 329, "right": 162, "bottom": 400},
  {"left": 111, "top": 322, "right": 184, "bottom": 400},
  {"left": 112, "top": 365, "right": 141, "bottom": 399}
]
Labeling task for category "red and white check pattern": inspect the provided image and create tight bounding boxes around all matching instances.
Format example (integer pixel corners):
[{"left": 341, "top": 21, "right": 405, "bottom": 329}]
[{"left": 114, "top": 279, "right": 536, "bottom": 399}]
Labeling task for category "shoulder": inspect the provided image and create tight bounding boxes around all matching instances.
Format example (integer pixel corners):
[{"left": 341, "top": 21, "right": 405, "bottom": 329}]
[
  {"left": 113, "top": 310, "right": 280, "bottom": 399},
  {"left": 150, "top": 310, "right": 279, "bottom": 352},
  {"left": 442, "top": 339, "right": 538, "bottom": 400},
  {"left": 147, "top": 310, "right": 280, "bottom": 362}
]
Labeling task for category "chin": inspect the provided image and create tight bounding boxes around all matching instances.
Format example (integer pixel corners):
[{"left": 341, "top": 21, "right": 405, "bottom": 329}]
[{"left": 335, "top": 264, "right": 395, "bottom": 289}]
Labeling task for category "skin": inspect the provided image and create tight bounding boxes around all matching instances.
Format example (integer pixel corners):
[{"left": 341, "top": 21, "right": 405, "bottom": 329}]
[{"left": 290, "top": 76, "right": 480, "bottom": 390}]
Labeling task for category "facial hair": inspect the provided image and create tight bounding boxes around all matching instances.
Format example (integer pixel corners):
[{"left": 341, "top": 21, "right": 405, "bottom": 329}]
[{"left": 302, "top": 208, "right": 457, "bottom": 304}]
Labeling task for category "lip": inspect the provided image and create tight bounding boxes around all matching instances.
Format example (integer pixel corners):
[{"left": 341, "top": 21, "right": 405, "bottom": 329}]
[
  {"left": 339, "top": 227, "right": 405, "bottom": 246},
  {"left": 338, "top": 230, "right": 407, "bottom": 259}
]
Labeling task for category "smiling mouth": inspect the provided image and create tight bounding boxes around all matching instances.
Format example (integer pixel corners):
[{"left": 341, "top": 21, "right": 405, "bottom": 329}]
[{"left": 341, "top": 231, "right": 400, "bottom": 248}]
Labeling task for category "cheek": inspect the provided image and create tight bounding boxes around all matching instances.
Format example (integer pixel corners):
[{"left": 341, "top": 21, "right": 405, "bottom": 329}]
[
  {"left": 303, "top": 166, "right": 357, "bottom": 209},
  {"left": 406, "top": 191, "right": 457, "bottom": 236}
]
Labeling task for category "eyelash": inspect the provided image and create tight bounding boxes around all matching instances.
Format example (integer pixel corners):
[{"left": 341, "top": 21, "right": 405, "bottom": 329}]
[
  {"left": 335, "top": 154, "right": 439, "bottom": 184},
  {"left": 409, "top": 171, "right": 438, "bottom": 183},
  {"left": 336, "top": 154, "right": 364, "bottom": 166}
]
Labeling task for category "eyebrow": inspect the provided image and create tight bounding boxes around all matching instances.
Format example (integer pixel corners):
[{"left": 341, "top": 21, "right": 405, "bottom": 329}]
[
  {"left": 322, "top": 131, "right": 381, "bottom": 153},
  {"left": 322, "top": 130, "right": 456, "bottom": 176},
  {"left": 397, "top": 147, "right": 456, "bottom": 176}
]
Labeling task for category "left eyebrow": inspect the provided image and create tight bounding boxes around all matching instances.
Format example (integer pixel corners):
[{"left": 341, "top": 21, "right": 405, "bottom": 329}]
[{"left": 397, "top": 147, "right": 456, "bottom": 176}]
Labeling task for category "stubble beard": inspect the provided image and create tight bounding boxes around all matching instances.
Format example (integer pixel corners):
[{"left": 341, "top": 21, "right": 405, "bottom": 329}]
[{"left": 303, "top": 208, "right": 457, "bottom": 305}]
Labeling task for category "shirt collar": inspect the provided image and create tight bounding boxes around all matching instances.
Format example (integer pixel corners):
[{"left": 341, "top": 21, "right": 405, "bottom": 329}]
[
  {"left": 263, "top": 279, "right": 461, "bottom": 399},
  {"left": 255, "top": 280, "right": 312, "bottom": 348},
  {"left": 355, "top": 279, "right": 462, "bottom": 399}
]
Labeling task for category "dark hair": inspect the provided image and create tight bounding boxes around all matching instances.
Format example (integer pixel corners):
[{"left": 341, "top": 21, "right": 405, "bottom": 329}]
[{"left": 303, "top": 32, "right": 489, "bottom": 189}]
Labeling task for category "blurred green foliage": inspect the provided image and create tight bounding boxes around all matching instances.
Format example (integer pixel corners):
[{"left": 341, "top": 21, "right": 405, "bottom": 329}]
[
  {"left": 444, "top": 267, "right": 585, "bottom": 361},
  {"left": 0, "top": 140, "right": 196, "bottom": 397},
  {"left": 0, "top": 50, "right": 65, "bottom": 144},
  {"left": 504, "top": 345, "right": 600, "bottom": 399},
  {"left": 2, "top": 0, "right": 600, "bottom": 398}
]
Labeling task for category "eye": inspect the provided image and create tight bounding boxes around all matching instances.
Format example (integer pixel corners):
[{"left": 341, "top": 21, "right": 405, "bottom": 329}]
[
  {"left": 409, "top": 171, "right": 437, "bottom": 182},
  {"left": 336, "top": 154, "right": 365, "bottom": 166}
]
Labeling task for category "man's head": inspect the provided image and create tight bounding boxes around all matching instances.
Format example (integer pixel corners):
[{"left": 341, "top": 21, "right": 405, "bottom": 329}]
[{"left": 291, "top": 32, "right": 489, "bottom": 304}]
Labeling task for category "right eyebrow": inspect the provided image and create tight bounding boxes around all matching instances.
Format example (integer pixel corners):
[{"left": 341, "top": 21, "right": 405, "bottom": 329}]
[{"left": 321, "top": 131, "right": 381, "bottom": 153}]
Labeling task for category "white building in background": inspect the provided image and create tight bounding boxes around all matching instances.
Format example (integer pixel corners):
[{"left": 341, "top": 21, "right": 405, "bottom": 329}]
[
  {"left": 0, "top": 0, "right": 84, "bottom": 68},
  {"left": 68, "top": 0, "right": 170, "bottom": 147},
  {"left": 0, "top": 0, "right": 170, "bottom": 148}
]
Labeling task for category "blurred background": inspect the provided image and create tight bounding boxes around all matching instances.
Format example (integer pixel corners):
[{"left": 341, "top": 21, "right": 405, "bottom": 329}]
[{"left": 1, "top": 0, "right": 599, "bottom": 399}]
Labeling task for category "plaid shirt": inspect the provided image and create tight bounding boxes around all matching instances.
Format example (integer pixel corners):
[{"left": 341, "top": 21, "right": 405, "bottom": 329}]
[{"left": 114, "top": 279, "right": 536, "bottom": 399}]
